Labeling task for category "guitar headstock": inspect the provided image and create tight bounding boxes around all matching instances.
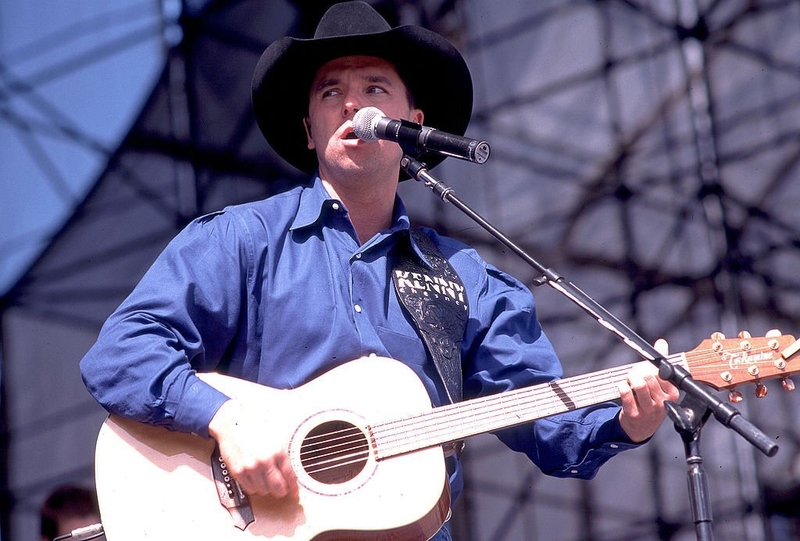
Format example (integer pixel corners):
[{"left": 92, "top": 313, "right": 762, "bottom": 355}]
[{"left": 684, "top": 331, "right": 799, "bottom": 402}]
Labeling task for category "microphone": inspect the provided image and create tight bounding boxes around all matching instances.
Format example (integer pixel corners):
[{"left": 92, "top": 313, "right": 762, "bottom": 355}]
[{"left": 352, "top": 107, "right": 490, "bottom": 165}]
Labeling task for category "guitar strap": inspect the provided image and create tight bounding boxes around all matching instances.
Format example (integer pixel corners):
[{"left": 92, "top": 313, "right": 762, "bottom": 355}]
[{"left": 392, "top": 228, "right": 468, "bottom": 405}]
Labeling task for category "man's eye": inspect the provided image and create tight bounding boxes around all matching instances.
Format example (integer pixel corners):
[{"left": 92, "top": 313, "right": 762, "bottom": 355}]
[
  {"left": 321, "top": 89, "right": 340, "bottom": 98},
  {"left": 367, "top": 86, "right": 386, "bottom": 94}
]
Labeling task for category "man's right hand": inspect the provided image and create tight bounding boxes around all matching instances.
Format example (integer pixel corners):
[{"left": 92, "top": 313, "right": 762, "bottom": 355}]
[{"left": 208, "top": 398, "right": 299, "bottom": 499}]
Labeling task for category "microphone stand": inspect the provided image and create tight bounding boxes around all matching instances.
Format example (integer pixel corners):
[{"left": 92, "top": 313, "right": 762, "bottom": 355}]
[{"left": 400, "top": 154, "right": 778, "bottom": 541}]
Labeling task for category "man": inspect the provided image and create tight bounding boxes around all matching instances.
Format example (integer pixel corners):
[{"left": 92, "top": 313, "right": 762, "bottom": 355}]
[{"left": 80, "top": 2, "right": 678, "bottom": 539}]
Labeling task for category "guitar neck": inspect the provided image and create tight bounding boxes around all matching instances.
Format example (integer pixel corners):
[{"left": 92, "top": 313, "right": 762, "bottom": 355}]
[{"left": 371, "top": 356, "right": 685, "bottom": 459}]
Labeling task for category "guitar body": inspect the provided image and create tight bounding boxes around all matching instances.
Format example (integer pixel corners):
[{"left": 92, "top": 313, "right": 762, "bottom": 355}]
[{"left": 95, "top": 356, "right": 450, "bottom": 540}]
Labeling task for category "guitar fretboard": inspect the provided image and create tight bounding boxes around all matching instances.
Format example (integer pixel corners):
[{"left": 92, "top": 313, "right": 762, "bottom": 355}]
[{"left": 370, "top": 355, "right": 686, "bottom": 459}]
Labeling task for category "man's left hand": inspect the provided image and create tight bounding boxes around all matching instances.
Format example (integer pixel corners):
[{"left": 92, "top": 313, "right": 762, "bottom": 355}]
[{"left": 617, "top": 338, "right": 681, "bottom": 443}]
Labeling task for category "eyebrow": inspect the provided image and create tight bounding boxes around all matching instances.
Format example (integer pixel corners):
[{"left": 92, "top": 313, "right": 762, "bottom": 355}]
[
  {"left": 363, "top": 74, "right": 394, "bottom": 86},
  {"left": 313, "top": 73, "right": 395, "bottom": 94}
]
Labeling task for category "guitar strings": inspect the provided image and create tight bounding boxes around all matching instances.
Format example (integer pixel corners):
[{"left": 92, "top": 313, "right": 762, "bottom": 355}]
[
  {"left": 298, "top": 427, "right": 371, "bottom": 476},
  {"left": 299, "top": 346, "right": 775, "bottom": 471},
  {"left": 297, "top": 343, "right": 786, "bottom": 475},
  {"left": 373, "top": 344, "right": 784, "bottom": 457},
  {"left": 299, "top": 357, "right": 646, "bottom": 475}
]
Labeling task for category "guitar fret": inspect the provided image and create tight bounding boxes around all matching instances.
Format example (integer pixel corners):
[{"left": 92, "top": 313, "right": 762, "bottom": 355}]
[
  {"left": 373, "top": 363, "right": 636, "bottom": 458},
  {"left": 373, "top": 355, "right": 694, "bottom": 459}
]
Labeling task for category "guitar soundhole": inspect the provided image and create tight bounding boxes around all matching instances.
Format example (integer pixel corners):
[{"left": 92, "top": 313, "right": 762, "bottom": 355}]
[{"left": 300, "top": 420, "right": 369, "bottom": 485}]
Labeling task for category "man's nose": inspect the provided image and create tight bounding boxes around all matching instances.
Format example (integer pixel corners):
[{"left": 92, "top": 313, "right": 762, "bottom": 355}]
[{"left": 343, "top": 92, "right": 362, "bottom": 118}]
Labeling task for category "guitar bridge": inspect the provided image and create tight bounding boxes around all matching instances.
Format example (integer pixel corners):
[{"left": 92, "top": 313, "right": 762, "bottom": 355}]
[{"left": 211, "top": 445, "right": 255, "bottom": 531}]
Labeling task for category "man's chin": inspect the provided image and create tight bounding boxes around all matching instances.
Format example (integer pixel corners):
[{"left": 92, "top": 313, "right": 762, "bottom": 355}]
[{"left": 320, "top": 159, "right": 401, "bottom": 186}]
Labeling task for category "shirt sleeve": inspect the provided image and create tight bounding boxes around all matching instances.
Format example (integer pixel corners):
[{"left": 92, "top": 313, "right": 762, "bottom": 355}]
[
  {"left": 462, "top": 261, "right": 640, "bottom": 479},
  {"left": 79, "top": 210, "right": 249, "bottom": 438}
]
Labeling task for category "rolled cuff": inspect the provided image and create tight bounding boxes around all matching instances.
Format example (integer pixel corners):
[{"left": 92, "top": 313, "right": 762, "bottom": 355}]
[{"left": 171, "top": 376, "right": 231, "bottom": 439}]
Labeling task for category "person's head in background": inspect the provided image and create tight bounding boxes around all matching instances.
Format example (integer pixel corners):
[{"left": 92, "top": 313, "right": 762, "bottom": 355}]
[{"left": 40, "top": 485, "right": 100, "bottom": 541}]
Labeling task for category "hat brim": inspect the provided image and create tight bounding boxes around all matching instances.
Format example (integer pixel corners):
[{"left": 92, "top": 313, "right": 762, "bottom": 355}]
[{"left": 252, "top": 24, "right": 473, "bottom": 177}]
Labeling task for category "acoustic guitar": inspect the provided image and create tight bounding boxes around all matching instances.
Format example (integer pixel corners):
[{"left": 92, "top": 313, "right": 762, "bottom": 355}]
[{"left": 95, "top": 332, "right": 800, "bottom": 540}]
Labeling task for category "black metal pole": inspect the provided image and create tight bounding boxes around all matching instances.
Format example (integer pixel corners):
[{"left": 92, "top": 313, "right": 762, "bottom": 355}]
[{"left": 666, "top": 395, "right": 716, "bottom": 540}]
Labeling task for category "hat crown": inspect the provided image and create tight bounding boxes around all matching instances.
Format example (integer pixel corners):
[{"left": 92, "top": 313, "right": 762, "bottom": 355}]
[{"left": 314, "top": 1, "right": 391, "bottom": 39}]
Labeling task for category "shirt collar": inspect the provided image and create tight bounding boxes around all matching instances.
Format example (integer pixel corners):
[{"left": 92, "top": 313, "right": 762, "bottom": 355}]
[
  {"left": 289, "top": 175, "right": 432, "bottom": 267},
  {"left": 290, "top": 175, "right": 335, "bottom": 231},
  {"left": 290, "top": 175, "right": 411, "bottom": 233}
]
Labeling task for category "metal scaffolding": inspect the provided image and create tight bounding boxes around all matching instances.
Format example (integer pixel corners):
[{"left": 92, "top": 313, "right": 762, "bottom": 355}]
[{"left": 2, "top": 1, "right": 800, "bottom": 539}]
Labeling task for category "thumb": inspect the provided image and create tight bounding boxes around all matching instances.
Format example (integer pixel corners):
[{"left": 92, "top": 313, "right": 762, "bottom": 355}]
[{"left": 654, "top": 338, "right": 669, "bottom": 357}]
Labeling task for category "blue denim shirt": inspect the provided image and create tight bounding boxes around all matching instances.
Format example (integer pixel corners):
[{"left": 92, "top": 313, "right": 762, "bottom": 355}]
[{"left": 80, "top": 175, "right": 638, "bottom": 500}]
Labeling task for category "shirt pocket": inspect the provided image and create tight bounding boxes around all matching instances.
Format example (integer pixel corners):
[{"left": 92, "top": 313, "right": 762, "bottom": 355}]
[{"left": 375, "top": 326, "right": 427, "bottom": 367}]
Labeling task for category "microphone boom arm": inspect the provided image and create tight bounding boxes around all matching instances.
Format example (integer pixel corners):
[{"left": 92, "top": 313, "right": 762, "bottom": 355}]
[{"left": 399, "top": 154, "right": 778, "bottom": 459}]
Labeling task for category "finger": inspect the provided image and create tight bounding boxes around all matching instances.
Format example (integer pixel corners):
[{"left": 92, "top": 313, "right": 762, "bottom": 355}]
[
  {"left": 234, "top": 467, "right": 263, "bottom": 496},
  {"left": 628, "top": 363, "right": 659, "bottom": 394},
  {"left": 639, "top": 373, "right": 679, "bottom": 407},
  {"left": 654, "top": 338, "right": 669, "bottom": 357},
  {"left": 628, "top": 373, "right": 647, "bottom": 395},
  {"left": 228, "top": 455, "right": 289, "bottom": 497},
  {"left": 631, "top": 373, "right": 664, "bottom": 408},
  {"left": 617, "top": 380, "right": 639, "bottom": 416},
  {"left": 650, "top": 338, "right": 681, "bottom": 397},
  {"left": 240, "top": 462, "right": 284, "bottom": 497},
  {"left": 276, "top": 454, "right": 300, "bottom": 498},
  {"left": 628, "top": 361, "right": 674, "bottom": 406},
  {"left": 265, "top": 462, "right": 291, "bottom": 498}
]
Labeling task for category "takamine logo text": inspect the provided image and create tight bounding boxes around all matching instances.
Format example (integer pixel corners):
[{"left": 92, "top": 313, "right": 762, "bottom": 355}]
[{"left": 722, "top": 349, "right": 774, "bottom": 370}]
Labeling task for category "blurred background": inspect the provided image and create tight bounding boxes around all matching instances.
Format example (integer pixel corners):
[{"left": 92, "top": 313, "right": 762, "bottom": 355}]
[{"left": 2, "top": 0, "right": 800, "bottom": 539}]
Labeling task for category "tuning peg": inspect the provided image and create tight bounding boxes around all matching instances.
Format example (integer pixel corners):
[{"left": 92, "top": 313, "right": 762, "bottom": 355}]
[
  {"left": 766, "top": 328, "right": 782, "bottom": 338},
  {"left": 728, "top": 389, "right": 744, "bottom": 403},
  {"left": 755, "top": 383, "right": 768, "bottom": 398},
  {"left": 782, "top": 378, "right": 796, "bottom": 392},
  {"left": 738, "top": 330, "right": 752, "bottom": 339},
  {"left": 711, "top": 331, "right": 726, "bottom": 352}
]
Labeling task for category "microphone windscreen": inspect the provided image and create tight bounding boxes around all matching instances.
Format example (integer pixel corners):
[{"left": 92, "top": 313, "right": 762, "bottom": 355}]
[{"left": 352, "top": 107, "right": 384, "bottom": 142}]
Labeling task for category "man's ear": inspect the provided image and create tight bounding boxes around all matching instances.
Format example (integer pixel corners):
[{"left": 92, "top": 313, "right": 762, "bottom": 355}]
[
  {"left": 411, "top": 108, "right": 424, "bottom": 126},
  {"left": 304, "top": 117, "right": 315, "bottom": 150}
]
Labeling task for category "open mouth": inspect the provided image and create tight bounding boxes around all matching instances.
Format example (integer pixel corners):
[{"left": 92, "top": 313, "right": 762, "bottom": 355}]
[{"left": 343, "top": 131, "right": 359, "bottom": 140}]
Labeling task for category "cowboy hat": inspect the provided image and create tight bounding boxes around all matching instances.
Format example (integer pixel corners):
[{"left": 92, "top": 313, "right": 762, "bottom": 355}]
[{"left": 252, "top": 1, "right": 474, "bottom": 175}]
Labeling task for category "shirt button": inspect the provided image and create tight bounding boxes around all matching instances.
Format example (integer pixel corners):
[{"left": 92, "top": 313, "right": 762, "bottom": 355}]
[
  {"left": 355, "top": 253, "right": 362, "bottom": 259},
  {"left": 610, "top": 444, "right": 619, "bottom": 449},
  {"left": 354, "top": 304, "right": 362, "bottom": 313},
  {"left": 332, "top": 202, "right": 340, "bottom": 211},
  {"left": 570, "top": 469, "right": 579, "bottom": 475}
]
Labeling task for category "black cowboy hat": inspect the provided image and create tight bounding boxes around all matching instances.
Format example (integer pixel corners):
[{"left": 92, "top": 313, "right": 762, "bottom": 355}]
[{"left": 252, "top": 1, "right": 474, "bottom": 175}]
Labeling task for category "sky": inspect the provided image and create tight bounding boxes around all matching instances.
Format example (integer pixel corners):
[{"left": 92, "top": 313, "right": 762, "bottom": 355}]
[{"left": 0, "top": 0, "right": 170, "bottom": 295}]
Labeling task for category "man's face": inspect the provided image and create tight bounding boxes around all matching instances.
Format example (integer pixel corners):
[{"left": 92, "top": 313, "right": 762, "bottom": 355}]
[{"left": 305, "top": 55, "right": 423, "bottom": 184}]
